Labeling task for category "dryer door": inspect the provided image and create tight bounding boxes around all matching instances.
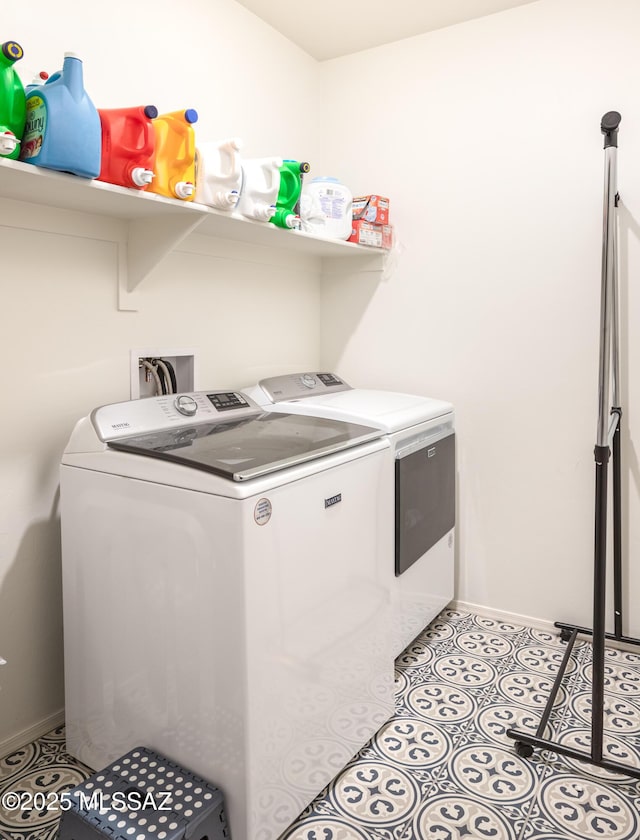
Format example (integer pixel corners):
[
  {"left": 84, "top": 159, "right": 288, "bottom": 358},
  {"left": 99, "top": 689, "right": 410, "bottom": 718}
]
[{"left": 395, "top": 432, "right": 455, "bottom": 575}]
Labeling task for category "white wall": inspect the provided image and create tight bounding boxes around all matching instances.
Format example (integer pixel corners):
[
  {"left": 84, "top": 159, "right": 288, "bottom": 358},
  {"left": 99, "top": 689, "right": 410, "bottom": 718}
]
[
  {"left": 318, "top": 0, "right": 640, "bottom": 633},
  {"left": 0, "top": 0, "right": 321, "bottom": 750},
  {"left": 4, "top": 0, "right": 640, "bottom": 754}
]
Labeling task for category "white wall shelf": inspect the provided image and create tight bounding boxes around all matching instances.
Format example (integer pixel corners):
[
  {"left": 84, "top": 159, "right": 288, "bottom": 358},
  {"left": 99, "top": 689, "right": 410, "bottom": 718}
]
[{"left": 0, "top": 157, "right": 386, "bottom": 309}]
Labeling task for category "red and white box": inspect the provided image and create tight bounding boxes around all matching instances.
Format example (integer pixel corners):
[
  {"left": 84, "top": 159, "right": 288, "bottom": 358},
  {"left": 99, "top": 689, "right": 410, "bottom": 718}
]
[
  {"left": 352, "top": 194, "right": 390, "bottom": 225},
  {"left": 348, "top": 220, "right": 393, "bottom": 249}
]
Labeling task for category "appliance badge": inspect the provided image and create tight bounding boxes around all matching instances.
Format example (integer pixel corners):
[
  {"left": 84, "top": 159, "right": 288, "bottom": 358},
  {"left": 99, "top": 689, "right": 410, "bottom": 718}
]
[
  {"left": 254, "top": 497, "right": 272, "bottom": 526},
  {"left": 325, "top": 493, "right": 342, "bottom": 509}
]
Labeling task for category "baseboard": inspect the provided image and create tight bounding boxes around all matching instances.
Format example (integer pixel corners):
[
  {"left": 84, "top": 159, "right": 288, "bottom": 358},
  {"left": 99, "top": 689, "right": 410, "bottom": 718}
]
[
  {"left": 450, "top": 599, "right": 556, "bottom": 633},
  {"left": 451, "top": 599, "right": 640, "bottom": 653},
  {"left": 0, "top": 708, "right": 65, "bottom": 760}
]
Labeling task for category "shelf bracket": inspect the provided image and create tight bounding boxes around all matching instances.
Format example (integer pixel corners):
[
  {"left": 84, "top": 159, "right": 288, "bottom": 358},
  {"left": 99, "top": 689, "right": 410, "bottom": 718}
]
[
  {"left": 118, "top": 211, "right": 206, "bottom": 310},
  {"left": 321, "top": 251, "right": 388, "bottom": 278}
]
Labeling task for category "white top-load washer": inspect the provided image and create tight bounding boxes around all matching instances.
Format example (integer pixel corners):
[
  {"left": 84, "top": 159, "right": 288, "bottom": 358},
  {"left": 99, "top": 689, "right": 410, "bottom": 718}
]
[
  {"left": 60, "top": 389, "right": 394, "bottom": 840},
  {"left": 244, "top": 373, "right": 455, "bottom": 656}
]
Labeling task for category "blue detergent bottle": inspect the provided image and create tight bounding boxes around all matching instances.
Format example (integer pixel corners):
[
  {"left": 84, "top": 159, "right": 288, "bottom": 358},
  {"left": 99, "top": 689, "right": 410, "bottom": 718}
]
[{"left": 20, "top": 52, "right": 101, "bottom": 178}]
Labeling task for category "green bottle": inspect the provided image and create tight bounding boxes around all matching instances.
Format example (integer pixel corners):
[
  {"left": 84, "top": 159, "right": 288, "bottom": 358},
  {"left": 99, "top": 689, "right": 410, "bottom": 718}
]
[
  {"left": 0, "top": 41, "right": 26, "bottom": 161},
  {"left": 270, "top": 159, "right": 310, "bottom": 229}
]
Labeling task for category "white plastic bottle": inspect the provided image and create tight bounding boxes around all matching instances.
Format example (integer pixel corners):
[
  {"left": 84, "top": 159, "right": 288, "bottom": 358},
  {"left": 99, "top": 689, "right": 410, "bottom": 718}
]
[
  {"left": 234, "top": 157, "right": 282, "bottom": 222},
  {"left": 300, "top": 176, "right": 353, "bottom": 239},
  {"left": 195, "top": 138, "right": 243, "bottom": 210}
]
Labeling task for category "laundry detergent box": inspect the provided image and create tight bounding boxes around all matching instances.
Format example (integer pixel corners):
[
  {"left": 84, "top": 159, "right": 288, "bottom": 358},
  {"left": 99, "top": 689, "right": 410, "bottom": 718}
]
[
  {"left": 352, "top": 194, "right": 390, "bottom": 224},
  {"left": 349, "top": 219, "right": 393, "bottom": 249}
]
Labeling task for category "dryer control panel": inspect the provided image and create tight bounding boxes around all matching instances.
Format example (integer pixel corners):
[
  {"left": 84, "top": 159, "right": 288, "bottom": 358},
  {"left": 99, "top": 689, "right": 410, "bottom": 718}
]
[
  {"left": 257, "top": 372, "right": 352, "bottom": 403},
  {"left": 91, "top": 391, "right": 259, "bottom": 441}
]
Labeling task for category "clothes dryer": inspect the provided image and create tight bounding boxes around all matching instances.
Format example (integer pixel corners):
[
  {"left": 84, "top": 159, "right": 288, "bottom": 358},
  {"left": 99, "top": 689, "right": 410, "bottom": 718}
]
[
  {"left": 244, "top": 373, "right": 455, "bottom": 656},
  {"left": 60, "top": 389, "right": 394, "bottom": 840}
]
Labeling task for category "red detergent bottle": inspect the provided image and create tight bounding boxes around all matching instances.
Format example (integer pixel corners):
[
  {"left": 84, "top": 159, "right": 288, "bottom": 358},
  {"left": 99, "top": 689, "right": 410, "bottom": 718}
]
[
  {"left": 0, "top": 41, "right": 26, "bottom": 160},
  {"left": 98, "top": 105, "right": 158, "bottom": 189}
]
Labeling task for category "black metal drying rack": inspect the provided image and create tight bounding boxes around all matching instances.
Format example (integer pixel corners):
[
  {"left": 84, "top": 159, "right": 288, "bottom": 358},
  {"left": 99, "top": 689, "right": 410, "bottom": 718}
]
[{"left": 506, "top": 111, "right": 640, "bottom": 779}]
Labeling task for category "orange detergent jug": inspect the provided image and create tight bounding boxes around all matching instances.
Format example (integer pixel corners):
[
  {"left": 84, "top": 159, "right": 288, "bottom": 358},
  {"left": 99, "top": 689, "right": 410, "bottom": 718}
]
[
  {"left": 98, "top": 105, "right": 158, "bottom": 189},
  {"left": 147, "top": 108, "right": 198, "bottom": 201}
]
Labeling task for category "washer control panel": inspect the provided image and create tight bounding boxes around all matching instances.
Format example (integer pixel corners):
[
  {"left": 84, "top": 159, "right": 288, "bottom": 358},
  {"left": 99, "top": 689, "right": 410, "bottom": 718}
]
[
  {"left": 92, "top": 391, "right": 255, "bottom": 441},
  {"left": 175, "top": 395, "right": 198, "bottom": 416},
  {"left": 258, "top": 372, "right": 352, "bottom": 402},
  {"left": 207, "top": 392, "right": 250, "bottom": 412}
]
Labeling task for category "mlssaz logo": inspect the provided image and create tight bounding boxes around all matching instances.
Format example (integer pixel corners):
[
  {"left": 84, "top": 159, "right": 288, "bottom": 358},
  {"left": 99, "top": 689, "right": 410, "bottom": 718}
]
[
  {"left": 111, "top": 422, "right": 131, "bottom": 429},
  {"left": 325, "top": 493, "right": 342, "bottom": 509}
]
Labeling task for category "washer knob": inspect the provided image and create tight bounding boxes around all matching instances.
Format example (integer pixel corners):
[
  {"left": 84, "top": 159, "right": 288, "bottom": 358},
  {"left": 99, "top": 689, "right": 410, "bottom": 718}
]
[
  {"left": 174, "top": 395, "right": 198, "bottom": 416},
  {"left": 301, "top": 374, "right": 317, "bottom": 389}
]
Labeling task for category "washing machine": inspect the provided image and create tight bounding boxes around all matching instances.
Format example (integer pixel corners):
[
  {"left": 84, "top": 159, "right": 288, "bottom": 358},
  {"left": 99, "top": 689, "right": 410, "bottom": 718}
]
[
  {"left": 60, "top": 389, "right": 394, "bottom": 840},
  {"left": 244, "top": 373, "right": 456, "bottom": 656}
]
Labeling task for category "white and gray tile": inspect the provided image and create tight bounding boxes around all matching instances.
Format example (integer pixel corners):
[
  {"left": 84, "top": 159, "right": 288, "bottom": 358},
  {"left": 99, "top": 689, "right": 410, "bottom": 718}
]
[{"left": 2, "top": 610, "right": 640, "bottom": 840}]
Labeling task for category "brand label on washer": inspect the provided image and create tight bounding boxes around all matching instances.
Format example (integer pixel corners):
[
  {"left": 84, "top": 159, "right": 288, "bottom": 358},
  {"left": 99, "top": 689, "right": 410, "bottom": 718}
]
[
  {"left": 324, "top": 493, "right": 342, "bottom": 509},
  {"left": 254, "top": 498, "right": 272, "bottom": 525}
]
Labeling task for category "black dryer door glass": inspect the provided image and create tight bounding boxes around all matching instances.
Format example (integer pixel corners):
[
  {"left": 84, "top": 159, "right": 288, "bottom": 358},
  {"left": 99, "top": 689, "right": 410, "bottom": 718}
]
[{"left": 395, "top": 433, "right": 455, "bottom": 575}]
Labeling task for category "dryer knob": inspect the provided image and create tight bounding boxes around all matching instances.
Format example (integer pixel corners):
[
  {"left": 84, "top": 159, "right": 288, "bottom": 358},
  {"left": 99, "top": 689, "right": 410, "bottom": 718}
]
[
  {"left": 174, "top": 395, "right": 198, "bottom": 416},
  {"left": 301, "top": 374, "right": 317, "bottom": 389}
]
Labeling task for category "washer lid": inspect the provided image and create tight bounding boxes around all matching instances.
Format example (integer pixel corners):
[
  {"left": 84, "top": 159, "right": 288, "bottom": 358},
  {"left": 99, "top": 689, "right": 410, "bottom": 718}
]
[
  {"left": 107, "top": 411, "right": 383, "bottom": 481},
  {"left": 261, "top": 389, "right": 453, "bottom": 433}
]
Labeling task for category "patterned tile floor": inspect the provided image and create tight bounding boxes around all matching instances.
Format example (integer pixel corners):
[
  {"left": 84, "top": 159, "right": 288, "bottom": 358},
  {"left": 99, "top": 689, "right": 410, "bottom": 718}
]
[{"left": 2, "top": 608, "right": 640, "bottom": 839}]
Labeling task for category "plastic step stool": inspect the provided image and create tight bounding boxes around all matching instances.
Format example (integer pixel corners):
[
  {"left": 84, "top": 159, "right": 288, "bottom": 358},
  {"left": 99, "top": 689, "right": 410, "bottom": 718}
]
[{"left": 57, "top": 745, "right": 229, "bottom": 840}]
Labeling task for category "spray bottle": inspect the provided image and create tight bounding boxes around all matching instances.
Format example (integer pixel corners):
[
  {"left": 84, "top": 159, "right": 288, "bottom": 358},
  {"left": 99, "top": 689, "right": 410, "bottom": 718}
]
[{"left": 25, "top": 71, "right": 49, "bottom": 94}]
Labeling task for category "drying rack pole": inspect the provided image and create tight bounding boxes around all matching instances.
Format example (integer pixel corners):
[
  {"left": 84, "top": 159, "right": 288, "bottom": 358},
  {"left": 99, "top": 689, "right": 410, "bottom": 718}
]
[{"left": 507, "top": 111, "right": 640, "bottom": 779}]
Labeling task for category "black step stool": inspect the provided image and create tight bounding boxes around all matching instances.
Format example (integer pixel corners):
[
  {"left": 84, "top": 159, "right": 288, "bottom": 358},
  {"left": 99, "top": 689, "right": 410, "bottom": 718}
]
[{"left": 57, "top": 746, "right": 229, "bottom": 840}]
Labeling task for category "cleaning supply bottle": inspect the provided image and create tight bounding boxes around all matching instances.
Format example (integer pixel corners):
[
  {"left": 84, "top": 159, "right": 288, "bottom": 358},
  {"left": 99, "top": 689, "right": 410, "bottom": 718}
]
[
  {"left": 19, "top": 52, "right": 101, "bottom": 178},
  {"left": 0, "top": 41, "right": 26, "bottom": 160},
  {"left": 234, "top": 157, "right": 282, "bottom": 222},
  {"left": 270, "top": 159, "right": 310, "bottom": 229},
  {"left": 195, "top": 137, "right": 243, "bottom": 210},
  {"left": 300, "top": 176, "right": 353, "bottom": 240},
  {"left": 148, "top": 109, "right": 198, "bottom": 201},
  {"left": 25, "top": 71, "right": 49, "bottom": 94},
  {"left": 98, "top": 105, "right": 158, "bottom": 189}
]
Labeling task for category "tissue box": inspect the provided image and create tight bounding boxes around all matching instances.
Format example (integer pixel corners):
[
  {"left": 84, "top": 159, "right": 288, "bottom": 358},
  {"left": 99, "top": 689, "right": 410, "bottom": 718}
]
[
  {"left": 348, "top": 220, "right": 393, "bottom": 249},
  {"left": 352, "top": 195, "right": 390, "bottom": 224}
]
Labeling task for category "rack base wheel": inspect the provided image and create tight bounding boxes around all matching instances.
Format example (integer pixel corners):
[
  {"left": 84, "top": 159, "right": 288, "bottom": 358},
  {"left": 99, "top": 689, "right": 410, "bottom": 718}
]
[
  {"left": 515, "top": 741, "right": 534, "bottom": 758},
  {"left": 559, "top": 628, "right": 573, "bottom": 642}
]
